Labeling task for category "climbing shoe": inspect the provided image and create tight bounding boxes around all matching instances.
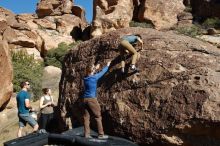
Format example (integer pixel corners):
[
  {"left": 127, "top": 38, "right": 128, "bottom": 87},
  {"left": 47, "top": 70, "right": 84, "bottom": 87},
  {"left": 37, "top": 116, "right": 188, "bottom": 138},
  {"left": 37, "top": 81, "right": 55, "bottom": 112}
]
[{"left": 130, "top": 65, "right": 139, "bottom": 72}]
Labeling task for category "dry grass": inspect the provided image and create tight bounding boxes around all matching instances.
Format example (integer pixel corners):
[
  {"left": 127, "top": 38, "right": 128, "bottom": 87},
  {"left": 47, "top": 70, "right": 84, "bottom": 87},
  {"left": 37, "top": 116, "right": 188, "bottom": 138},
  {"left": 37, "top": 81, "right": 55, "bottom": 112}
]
[{"left": 0, "top": 100, "right": 41, "bottom": 145}]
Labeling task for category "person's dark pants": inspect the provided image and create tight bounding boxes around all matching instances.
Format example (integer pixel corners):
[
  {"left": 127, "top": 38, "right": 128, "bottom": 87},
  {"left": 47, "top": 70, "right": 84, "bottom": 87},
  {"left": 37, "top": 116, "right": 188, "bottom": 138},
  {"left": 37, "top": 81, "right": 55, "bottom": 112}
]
[
  {"left": 40, "top": 113, "right": 53, "bottom": 131},
  {"left": 81, "top": 98, "right": 104, "bottom": 137}
]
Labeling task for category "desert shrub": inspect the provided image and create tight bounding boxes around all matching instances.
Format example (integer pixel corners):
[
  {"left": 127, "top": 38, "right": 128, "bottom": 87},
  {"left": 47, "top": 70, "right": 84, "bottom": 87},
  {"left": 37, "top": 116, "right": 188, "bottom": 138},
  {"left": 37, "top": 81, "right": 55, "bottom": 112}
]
[
  {"left": 44, "top": 41, "right": 81, "bottom": 68},
  {"left": 175, "top": 24, "right": 203, "bottom": 37},
  {"left": 129, "top": 20, "right": 153, "bottom": 28},
  {"left": 202, "top": 17, "right": 220, "bottom": 29},
  {"left": 12, "top": 50, "right": 44, "bottom": 101}
]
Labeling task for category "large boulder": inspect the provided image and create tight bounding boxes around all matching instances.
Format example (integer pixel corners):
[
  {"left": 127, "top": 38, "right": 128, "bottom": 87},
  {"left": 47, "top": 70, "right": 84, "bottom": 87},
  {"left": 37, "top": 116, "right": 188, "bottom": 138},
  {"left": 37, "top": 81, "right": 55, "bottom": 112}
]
[
  {"left": 0, "top": 7, "right": 17, "bottom": 27},
  {"left": 59, "top": 27, "right": 220, "bottom": 145},
  {"left": 91, "top": 0, "right": 134, "bottom": 37},
  {"left": 138, "top": 0, "right": 185, "bottom": 30},
  {"left": 0, "top": 7, "right": 16, "bottom": 35},
  {"left": 177, "top": 11, "right": 193, "bottom": 27},
  {"left": 198, "top": 34, "right": 220, "bottom": 47},
  {"left": 33, "top": 18, "right": 57, "bottom": 30},
  {"left": 72, "top": 5, "right": 87, "bottom": 23},
  {"left": 42, "top": 66, "right": 62, "bottom": 99},
  {"left": 55, "top": 14, "right": 84, "bottom": 35},
  {"left": 191, "top": 0, "right": 220, "bottom": 18},
  {"left": 36, "top": 28, "right": 73, "bottom": 52},
  {"left": 0, "top": 40, "right": 13, "bottom": 111},
  {"left": 36, "top": 0, "right": 73, "bottom": 18}
]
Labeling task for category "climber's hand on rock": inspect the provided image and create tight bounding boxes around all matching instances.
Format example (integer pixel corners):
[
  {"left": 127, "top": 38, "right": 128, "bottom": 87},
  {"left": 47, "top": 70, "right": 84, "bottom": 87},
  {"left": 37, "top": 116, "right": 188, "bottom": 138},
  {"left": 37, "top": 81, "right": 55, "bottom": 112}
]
[
  {"left": 107, "top": 61, "right": 111, "bottom": 66},
  {"left": 95, "top": 64, "right": 100, "bottom": 70}
]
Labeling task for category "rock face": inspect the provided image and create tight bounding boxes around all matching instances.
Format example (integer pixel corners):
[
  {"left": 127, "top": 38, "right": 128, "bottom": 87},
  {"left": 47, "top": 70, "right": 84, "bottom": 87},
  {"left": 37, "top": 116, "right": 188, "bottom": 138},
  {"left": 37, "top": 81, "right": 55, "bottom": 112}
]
[
  {"left": 191, "top": 0, "right": 220, "bottom": 18},
  {"left": 91, "top": 0, "right": 134, "bottom": 37},
  {"left": 138, "top": 0, "right": 185, "bottom": 30},
  {"left": 91, "top": 0, "right": 185, "bottom": 36},
  {"left": 0, "top": 41, "right": 13, "bottom": 111},
  {"left": 59, "top": 27, "right": 220, "bottom": 145}
]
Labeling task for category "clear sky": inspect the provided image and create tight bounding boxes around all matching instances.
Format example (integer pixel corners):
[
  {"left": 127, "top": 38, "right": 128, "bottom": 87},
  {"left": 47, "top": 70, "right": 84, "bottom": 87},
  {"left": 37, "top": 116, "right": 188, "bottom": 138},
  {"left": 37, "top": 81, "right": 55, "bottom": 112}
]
[{"left": 0, "top": 0, "right": 93, "bottom": 22}]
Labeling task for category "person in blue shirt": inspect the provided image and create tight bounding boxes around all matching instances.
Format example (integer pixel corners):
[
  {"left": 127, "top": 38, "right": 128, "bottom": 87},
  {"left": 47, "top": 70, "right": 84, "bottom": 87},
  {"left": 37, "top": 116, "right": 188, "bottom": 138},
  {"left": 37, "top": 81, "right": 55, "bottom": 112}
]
[
  {"left": 16, "top": 81, "right": 39, "bottom": 137},
  {"left": 120, "top": 34, "right": 143, "bottom": 73},
  {"left": 81, "top": 61, "right": 111, "bottom": 139}
]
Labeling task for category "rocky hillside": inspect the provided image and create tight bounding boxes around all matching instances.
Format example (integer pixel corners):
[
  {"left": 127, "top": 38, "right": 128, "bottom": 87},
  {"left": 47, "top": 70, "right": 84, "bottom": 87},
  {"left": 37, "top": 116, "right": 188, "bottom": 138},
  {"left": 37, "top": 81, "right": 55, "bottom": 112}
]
[
  {"left": 0, "top": 0, "right": 87, "bottom": 59},
  {"left": 59, "top": 27, "right": 220, "bottom": 146},
  {"left": 0, "top": 0, "right": 87, "bottom": 110}
]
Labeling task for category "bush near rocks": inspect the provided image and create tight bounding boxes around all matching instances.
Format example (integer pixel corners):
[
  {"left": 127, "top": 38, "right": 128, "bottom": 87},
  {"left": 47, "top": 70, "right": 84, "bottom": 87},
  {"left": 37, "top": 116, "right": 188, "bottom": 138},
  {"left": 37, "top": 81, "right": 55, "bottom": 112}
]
[
  {"left": 175, "top": 24, "right": 203, "bottom": 37},
  {"left": 202, "top": 17, "right": 220, "bottom": 29},
  {"left": 12, "top": 50, "right": 44, "bottom": 101},
  {"left": 44, "top": 41, "right": 81, "bottom": 68}
]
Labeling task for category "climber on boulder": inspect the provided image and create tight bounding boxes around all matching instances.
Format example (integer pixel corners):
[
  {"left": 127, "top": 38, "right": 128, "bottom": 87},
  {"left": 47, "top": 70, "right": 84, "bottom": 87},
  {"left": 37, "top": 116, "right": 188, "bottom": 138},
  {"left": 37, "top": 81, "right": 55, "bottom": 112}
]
[
  {"left": 81, "top": 61, "right": 111, "bottom": 139},
  {"left": 119, "top": 34, "right": 143, "bottom": 73}
]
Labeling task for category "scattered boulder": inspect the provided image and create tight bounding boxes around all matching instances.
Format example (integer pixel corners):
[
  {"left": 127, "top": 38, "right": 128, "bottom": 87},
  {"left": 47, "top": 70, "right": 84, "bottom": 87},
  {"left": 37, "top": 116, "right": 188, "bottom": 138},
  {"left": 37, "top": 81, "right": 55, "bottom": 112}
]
[
  {"left": 55, "top": 14, "right": 84, "bottom": 35},
  {"left": 36, "top": 0, "right": 73, "bottom": 18},
  {"left": 198, "top": 34, "right": 220, "bottom": 46},
  {"left": 33, "top": 18, "right": 56, "bottom": 30},
  {"left": 59, "top": 27, "right": 220, "bottom": 145},
  {"left": 0, "top": 40, "right": 13, "bottom": 111},
  {"left": 10, "top": 35, "right": 35, "bottom": 48},
  {"left": 178, "top": 11, "right": 193, "bottom": 21},
  {"left": 91, "top": 0, "right": 134, "bottom": 37},
  {"left": 36, "top": 29, "right": 73, "bottom": 52},
  {"left": 10, "top": 22, "right": 31, "bottom": 30},
  {"left": 2, "top": 27, "right": 17, "bottom": 42},
  {"left": 72, "top": 5, "right": 87, "bottom": 23},
  {"left": 207, "top": 28, "right": 220, "bottom": 35},
  {"left": 16, "top": 14, "right": 39, "bottom": 30},
  {"left": 177, "top": 11, "right": 193, "bottom": 27},
  {"left": 138, "top": 0, "right": 185, "bottom": 30},
  {"left": 42, "top": 66, "right": 62, "bottom": 99},
  {"left": 0, "top": 7, "right": 17, "bottom": 26},
  {"left": 36, "top": 0, "right": 56, "bottom": 18},
  {"left": 16, "top": 14, "right": 36, "bottom": 22}
]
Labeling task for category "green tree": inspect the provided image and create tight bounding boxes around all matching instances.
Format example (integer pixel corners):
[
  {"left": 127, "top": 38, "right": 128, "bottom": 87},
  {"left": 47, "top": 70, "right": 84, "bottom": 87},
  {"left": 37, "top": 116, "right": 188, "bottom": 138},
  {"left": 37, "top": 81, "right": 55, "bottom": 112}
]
[
  {"left": 202, "top": 17, "right": 220, "bottom": 29},
  {"left": 12, "top": 50, "right": 44, "bottom": 101},
  {"left": 44, "top": 41, "right": 81, "bottom": 68}
]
